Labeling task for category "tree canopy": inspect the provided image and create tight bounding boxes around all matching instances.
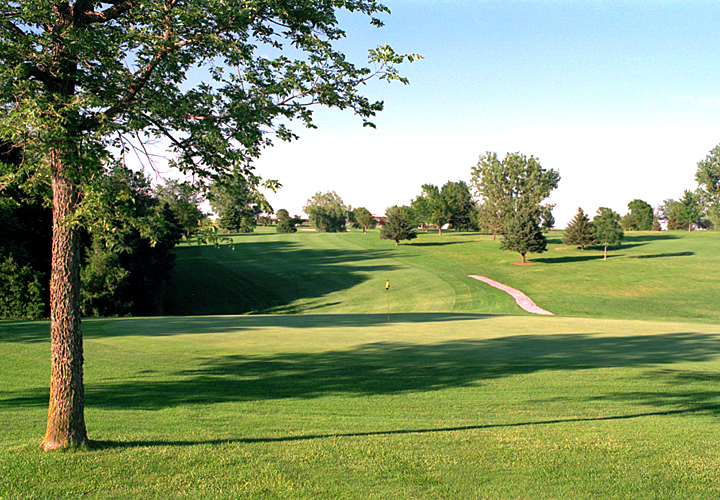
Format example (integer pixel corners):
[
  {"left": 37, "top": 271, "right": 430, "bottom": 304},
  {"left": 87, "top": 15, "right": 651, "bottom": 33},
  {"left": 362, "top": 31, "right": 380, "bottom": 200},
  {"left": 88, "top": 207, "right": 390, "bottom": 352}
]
[
  {"left": 696, "top": 144, "right": 720, "bottom": 229},
  {"left": 351, "top": 206, "right": 376, "bottom": 234},
  {"left": 623, "top": 199, "right": 654, "bottom": 231},
  {"left": 412, "top": 184, "right": 449, "bottom": 234},
  {"left": 593, "top": 207, "right": 624, "bottom": 260},
  {"left": 275, "top": 209, "right": 298, "bottom": 233},
  {"left": 304, "top": 191, "right": 348, "bottom": 232},
  {"left": 470, "top": 152, "right": 560, "bottom": 239},
  {"left": 0, "top": 0, "right": 415, "bottom": 450},
  {"left": 380, "top": 205, "right": 417, "bottom": 246},
  {"left": 499, "top": 208, "right": 547, "bottom": 263}
]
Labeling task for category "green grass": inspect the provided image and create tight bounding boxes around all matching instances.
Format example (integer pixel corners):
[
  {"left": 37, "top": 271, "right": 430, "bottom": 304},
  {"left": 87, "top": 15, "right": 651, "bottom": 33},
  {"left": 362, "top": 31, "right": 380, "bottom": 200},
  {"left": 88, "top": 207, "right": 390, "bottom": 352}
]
[
  {"left": 3, "top": 315, "right": 720, "bottom": 499},
  {"left": 3, "top": 228, "right": 720, "bottom": 498},
  {"left": 166, "top": 228, "right": 720, "bottom": 323}
]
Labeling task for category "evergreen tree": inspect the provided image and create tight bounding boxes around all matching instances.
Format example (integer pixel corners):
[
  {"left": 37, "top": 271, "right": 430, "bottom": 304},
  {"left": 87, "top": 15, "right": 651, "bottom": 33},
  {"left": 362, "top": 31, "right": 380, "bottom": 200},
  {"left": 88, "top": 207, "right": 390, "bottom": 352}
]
[
  {"left": 593, "top": 207, "right": 624, "bottom": 260},
  {"left": 500, "top": 208, "right": 547, "bottom": 264},
  {"left": 380, "top": 205, "right": 417, "bottom": 246},
  {"left": 562, "top": 208, "right": 597, "bottom": 250}
]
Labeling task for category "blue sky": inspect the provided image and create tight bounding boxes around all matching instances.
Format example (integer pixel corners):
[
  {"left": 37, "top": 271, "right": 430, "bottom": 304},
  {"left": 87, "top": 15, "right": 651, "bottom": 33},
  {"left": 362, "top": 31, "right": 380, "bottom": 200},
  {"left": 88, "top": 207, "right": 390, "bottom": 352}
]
[{"left": 256, "top": 0, "right": 720, "bottom": 226}]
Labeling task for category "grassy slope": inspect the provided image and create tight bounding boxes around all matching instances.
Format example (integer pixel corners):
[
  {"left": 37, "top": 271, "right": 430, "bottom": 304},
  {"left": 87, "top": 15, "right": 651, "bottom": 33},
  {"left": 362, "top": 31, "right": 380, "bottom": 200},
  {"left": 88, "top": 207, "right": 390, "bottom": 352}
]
[
  {"left": 3, "top": 229, "right": 720, "bottom": 499},
  {"left": 2, "top": 315, "right": 720, "bottom": 499},
  {"left": 166, "top": 228, "right": 720, "bottom": 323}
]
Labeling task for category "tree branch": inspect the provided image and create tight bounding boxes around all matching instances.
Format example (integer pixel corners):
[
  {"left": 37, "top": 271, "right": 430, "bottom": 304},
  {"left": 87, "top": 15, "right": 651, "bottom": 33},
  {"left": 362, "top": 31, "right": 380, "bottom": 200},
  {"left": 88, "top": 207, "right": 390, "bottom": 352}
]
[{"left": 76, "top": 0, "right": 135, "bottom": 25}]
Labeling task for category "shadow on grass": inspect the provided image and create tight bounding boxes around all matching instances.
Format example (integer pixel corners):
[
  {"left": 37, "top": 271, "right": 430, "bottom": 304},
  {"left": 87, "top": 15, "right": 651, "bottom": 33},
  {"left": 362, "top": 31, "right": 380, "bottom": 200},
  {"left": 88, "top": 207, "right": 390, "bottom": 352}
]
[
  {"left": 4, "top": 330, "right": 719, "bottom": 411},
  {"left": 164, "top": 240, "right": 399, "bottom": 316},
  {"left": 533, "top": 254, "right": 618, "bottom": 264},
  {"left": 91, "top": 405, "right": 719, "bottom": 450},
  {"left": 0, "top": 313, "right": 490, "bottom": 342},
  {"left": 633, "top": 252, "right": 695, "bottom": 259}
]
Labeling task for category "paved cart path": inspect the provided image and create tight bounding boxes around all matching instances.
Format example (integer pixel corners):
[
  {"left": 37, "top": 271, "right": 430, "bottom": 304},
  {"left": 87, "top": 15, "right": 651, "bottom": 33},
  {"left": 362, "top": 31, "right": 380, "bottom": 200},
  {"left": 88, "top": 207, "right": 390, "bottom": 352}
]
[{"left": 468, "top": 275, "right": 554, "bottom": 316}]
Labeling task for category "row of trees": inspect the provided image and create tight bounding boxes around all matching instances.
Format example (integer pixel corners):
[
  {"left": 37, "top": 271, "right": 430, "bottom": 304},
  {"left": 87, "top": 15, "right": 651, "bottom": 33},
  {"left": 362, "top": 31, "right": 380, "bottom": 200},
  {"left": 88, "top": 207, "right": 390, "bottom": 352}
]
[
  {"left": 0, "top": 158, "right": 208, "bottom": 320},
  {"left": 562, "top": 207, "right": 624, "bottom": 259}
]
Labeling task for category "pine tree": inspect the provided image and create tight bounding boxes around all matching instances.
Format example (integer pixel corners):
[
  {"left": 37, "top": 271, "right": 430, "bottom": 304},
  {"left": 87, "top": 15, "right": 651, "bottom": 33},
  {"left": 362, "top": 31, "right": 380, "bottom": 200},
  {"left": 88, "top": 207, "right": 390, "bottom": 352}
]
[
  {"left": 562, "top": 208, "right": 597, "bottom": 250},
  {"left": 500, "top": 208, "right": 547, "bottom": 263}
]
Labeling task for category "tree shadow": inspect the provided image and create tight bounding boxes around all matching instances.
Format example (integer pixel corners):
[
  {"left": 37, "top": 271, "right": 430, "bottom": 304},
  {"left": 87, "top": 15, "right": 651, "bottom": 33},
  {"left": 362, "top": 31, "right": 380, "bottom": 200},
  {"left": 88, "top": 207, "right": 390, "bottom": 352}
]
[
  {"left": 624, "top": 233, "right": 681, "bottom": 242},
  {"left": 633, "top": 252, "right": 695, "bottom": 259},
  {"left": 410, "top": 240, "right": 472, "bottom": 247},
  {"left": 90, "top": 405, "right": 711, "bottom": 450},
  {"left": 533, "top": 254, "right": 622, "bottom": 264},
  {"left": 0, "top": 313, "right": 490, "bottom": 342},
  {"left": 163, "top": 240, "right": 399, "bottom": 316},
  {"left": 4, "top": 330, "right": 718, "bottom": 410}
]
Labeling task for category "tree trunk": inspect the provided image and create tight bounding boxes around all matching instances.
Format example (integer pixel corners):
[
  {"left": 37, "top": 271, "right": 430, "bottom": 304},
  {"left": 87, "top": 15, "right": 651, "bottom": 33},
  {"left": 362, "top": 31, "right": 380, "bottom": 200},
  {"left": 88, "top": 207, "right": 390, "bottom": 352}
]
[
  {"left": 43, "top": 149, "right": 87, "bottom": 450},
  {"left": 603, "top": 245, "right": 608, "bottom": 260},
  {"left": 521, "top": 253, "right": 526, "bottom": 264}
]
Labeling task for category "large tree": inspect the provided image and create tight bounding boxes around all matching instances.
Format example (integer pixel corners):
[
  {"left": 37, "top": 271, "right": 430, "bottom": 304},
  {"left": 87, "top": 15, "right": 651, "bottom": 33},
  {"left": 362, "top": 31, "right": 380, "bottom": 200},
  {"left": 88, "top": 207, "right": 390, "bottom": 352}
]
[
  {"left": 208, "top": 172, "right": 269, "bottom": 233},
  {"left": 304, "top": 191, "right": 348, "bottom": 232},
  {"left": 593, "top": 207, "right": 624, "bottom": 260},
  {"left": 471, "top": 152, "right": 560, "bottom": 240},
  {"left": 623, "top": 199, "right": 654, "bottom": 231},
  {"left": 0, "top": 0, "right": 414, "bottom": 450},
  {"left": 411, "top": 184, "right": 449, "bottom": 235},
  {"left": 696, "top": 144, "right": 720, "bottom": 229},
  {"left": 667, "top": 190, "right": 704, "bottom": 231},
  {"left": 441, "top": 180, "right": 478, "bottom": 231}
]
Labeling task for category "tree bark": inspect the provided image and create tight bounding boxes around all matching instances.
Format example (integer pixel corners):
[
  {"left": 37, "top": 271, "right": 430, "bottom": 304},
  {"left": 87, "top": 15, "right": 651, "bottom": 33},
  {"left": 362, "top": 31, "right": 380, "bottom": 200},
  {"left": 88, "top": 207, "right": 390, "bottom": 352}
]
[
  {"left": 521, "top": 253, "right": 526, "bottom": 264},
  {"left": 43, "top": 149, "right": 87, "bottom": 450}
]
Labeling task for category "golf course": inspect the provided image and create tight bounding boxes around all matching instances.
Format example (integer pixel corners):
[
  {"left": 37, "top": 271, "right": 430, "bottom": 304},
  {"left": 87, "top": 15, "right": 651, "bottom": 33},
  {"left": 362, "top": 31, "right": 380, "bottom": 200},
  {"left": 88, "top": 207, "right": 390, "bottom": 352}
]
[{"left": 2, "top": 228, "right": 720, "bottom": 499}]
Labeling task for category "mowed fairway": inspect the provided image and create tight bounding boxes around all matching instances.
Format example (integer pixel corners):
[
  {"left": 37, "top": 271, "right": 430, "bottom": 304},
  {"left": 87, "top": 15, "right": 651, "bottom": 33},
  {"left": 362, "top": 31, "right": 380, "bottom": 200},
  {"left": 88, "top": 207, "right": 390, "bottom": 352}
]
[{"left": 2, "top": 229, "right": 720, "bottom": 499}]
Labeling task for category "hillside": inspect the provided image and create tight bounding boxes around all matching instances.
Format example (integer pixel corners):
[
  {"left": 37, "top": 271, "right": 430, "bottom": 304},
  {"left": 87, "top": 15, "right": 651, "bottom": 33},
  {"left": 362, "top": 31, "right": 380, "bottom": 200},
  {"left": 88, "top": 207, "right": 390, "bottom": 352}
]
[{"left": 164, "top": 228, "right": 720, "bottom": 323}]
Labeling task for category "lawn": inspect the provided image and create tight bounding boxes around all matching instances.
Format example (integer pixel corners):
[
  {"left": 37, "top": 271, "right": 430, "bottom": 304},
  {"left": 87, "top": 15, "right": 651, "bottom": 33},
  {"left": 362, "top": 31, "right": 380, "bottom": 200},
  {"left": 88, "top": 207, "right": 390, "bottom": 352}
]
[
  {"left": 2, "top": 229, "right": 720, "bottom": 499},
  {"left": 166, "top": 228, "right": 720, "bottom": 323}
]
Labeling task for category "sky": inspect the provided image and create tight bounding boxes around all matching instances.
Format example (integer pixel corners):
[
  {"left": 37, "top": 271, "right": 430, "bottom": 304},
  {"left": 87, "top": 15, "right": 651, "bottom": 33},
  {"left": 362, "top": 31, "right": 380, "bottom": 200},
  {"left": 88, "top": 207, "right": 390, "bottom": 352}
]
[{"left": 253, "top": 0, "right": 720, "bottom": 226}]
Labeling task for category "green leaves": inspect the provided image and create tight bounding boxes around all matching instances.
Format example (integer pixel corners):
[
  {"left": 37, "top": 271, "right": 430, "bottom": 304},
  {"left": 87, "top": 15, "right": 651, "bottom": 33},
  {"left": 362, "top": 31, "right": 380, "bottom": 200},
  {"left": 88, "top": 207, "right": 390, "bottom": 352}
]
[{"left": 1, "top": 0, "right": 416, "bottom": 207}]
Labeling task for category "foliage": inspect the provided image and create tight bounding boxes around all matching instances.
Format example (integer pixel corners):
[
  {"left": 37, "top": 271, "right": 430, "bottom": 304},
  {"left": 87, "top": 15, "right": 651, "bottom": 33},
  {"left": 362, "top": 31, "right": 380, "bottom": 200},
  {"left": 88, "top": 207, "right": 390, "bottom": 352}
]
[
  {"left": 208, "top": 173, "right": 270, "bottom": 233},
  {"left": 154, "top": 180, "right": 206, "bottom": 239},
  {"left": 499, "top": 208, "right": 547, "bottom": 263},
  {"left": 623, "top": 199, "right": 654, "bottom": 231},
  {"left": 351, "top": 206, "right": 376, "bottom": 234},
  {"left": 562, "top": 208, "right": 597, "bottom": 250},
  {"left": 471, "top": 152, "right": 560, "bottom": 239},
  {"left": 442, "top": 180, "right": 478, "bottom": 231},
  {"left": 696, "top": 144, "right": 720, "bottom": 229},
  {"left": 0, "top": 0, "right": 416, "bottom": 448},
  {"left": 304, "top": 191, "right": 348, "bottom": 232},
  {"left": 80, "top": 166, "right": 183, "bottom": 317},
  {"left": 412, "top": 184, "right": 449, "bottom": 234},
  {"left": 275, "top": 208, "right": 298, "bottom": 233},
  {"left": 667, "top": 190, "right": 704, "bottom": 231},
  {"left": 380, "top": 205, "right": 417, "bottom": 245},
  {"left": 593, "top": 207, "right": 624, "bottom": 259},
  {"left": 0, "top": 255, "right": 44, "bottom": 319}
]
